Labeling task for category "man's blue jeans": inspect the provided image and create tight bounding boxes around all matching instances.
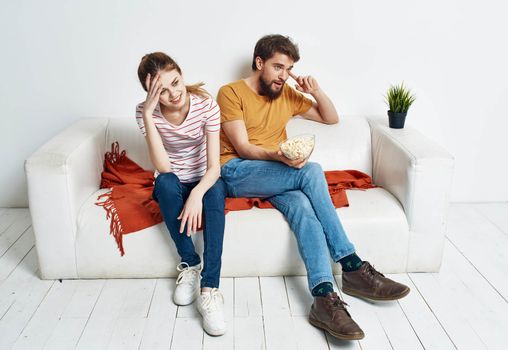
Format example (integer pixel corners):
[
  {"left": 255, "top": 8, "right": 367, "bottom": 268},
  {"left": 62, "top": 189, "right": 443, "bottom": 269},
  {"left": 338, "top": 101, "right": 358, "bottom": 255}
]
[
  {"left": 153, "top": 172, "right": 226, "bottom": 288},
  {"left": 221, "top": 158, "right": 356, "bottom": 291}
]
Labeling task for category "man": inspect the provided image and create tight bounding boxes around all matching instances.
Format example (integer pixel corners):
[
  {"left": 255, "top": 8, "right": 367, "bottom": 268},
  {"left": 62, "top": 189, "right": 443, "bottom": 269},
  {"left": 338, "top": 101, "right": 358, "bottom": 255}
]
[{"left": 217, "top": 34, "right": 410, "bottom": 340}]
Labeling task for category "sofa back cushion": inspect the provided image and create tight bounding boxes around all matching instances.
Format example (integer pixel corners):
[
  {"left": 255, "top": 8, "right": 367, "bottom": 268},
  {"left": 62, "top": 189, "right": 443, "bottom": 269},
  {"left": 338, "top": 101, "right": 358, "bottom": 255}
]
[
  {"left": 286, "top": 116, "right": 372, "bottom": 174},
  {"left": 105, "top": 116, "right": 372, "bottom": 175}
]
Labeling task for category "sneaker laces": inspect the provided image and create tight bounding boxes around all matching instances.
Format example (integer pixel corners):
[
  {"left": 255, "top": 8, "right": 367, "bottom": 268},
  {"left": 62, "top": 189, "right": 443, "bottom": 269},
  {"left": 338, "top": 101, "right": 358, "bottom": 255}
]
[
  {"left": 200, "top": 289, "right": 224, "bottom": 314},
  {"left": 176, "top": 262, "right": 199, "bottom": 285}
]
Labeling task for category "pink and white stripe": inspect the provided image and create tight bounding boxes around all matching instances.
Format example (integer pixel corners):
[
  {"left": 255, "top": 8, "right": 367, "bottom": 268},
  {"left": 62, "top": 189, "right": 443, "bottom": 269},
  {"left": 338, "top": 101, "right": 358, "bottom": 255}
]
[{"left": 136, "top": 94, "right": 220, "bottom": 183}]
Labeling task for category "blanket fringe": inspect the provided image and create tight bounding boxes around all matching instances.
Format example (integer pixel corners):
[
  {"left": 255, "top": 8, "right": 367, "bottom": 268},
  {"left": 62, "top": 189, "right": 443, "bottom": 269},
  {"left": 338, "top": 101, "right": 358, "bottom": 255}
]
[
  {"left": 96, "top": 191, "right": 125, "bottom": 256},
  {"left": 105, "top": 141, "right": 126, "bottom": 165}
]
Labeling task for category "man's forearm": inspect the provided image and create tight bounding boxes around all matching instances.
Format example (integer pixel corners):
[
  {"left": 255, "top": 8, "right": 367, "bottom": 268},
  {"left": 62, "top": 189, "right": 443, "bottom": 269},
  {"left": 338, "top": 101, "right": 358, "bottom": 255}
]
[
  {"left": 236, "top": 142, "right": 277, "bottom": 161},
  {"left": 312, "top": 89, "right": 339, "bottom": 124}
]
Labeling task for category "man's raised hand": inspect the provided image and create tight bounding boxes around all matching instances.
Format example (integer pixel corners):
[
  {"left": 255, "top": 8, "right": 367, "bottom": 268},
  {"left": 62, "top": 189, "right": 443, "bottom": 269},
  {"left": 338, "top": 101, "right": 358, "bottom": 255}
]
[{"left": 289, "top": 71, "right": 320, "bottom": 95}]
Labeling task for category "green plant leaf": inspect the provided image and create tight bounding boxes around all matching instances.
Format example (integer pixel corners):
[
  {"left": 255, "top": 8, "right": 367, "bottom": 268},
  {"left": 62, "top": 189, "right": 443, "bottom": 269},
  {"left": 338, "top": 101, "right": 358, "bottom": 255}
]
[{"left": 384, "top": 82, "right": 416, "bottom": 112}]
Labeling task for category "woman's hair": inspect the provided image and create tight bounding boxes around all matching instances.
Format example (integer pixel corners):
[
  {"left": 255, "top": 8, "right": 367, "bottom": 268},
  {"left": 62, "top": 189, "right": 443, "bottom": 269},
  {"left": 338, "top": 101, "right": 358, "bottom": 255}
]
[{"left": 137, "top": 52, "right": 209, "bottom": 98}]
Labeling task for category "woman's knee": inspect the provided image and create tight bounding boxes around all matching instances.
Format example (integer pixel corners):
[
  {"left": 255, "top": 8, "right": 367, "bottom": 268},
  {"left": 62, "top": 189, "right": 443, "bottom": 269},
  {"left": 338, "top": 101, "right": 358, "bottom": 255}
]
[{"left": 153, "top": 172, "right": 181, "bottom": 201}]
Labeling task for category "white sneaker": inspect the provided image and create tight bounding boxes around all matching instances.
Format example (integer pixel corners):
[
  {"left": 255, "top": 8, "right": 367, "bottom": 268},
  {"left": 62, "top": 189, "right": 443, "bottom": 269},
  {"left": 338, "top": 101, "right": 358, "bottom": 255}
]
[
  {"left": 173, "top": 263, "right": 201, "bottom": 306},
  {"left": 197, "top": 288, "right": 226, "bottom": 336}
]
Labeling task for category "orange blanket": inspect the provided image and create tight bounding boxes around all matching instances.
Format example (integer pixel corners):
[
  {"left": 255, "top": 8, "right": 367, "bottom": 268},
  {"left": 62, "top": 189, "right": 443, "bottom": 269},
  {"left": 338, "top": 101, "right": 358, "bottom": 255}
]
[{"left": 96, "top": 142, "right": 376, "bottom": 256}]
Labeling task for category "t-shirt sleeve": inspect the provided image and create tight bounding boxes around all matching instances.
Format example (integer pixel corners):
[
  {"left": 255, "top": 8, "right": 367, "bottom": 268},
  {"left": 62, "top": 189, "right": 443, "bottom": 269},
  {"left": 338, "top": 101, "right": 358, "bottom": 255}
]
[
  {"left": 217, "top": 85, "right": 244, "bottom": 123},
  {"left": 135, "top": 103, "right": 147, "bottom": 136},
  {"left": 205, "top": 99, "right": 221, "bottom": 133},
  {"left": 287, "top": 87, "right": 313, "bottom": 116}
]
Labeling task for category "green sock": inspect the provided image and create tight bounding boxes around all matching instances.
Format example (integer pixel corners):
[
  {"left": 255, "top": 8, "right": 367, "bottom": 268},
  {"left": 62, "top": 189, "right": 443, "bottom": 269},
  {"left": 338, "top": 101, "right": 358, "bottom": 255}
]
[
  {"left": 311, "top": 282, "right": 334, "bottom": 297},
  {"left": 339, "top": 253, "right": 363, "bottom": 272}
]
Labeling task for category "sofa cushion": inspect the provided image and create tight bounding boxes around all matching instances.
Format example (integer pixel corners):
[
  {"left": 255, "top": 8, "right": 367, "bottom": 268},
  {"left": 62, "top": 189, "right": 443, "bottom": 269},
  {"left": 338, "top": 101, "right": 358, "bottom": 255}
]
[{"left": 75, "top": 186, "right": 408, "bottom": 278}]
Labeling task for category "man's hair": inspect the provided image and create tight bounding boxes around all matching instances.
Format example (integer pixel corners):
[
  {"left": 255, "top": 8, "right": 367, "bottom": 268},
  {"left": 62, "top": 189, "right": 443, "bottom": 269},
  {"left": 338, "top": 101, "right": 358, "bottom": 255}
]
[{"left": 251, "top": 34, "right": 300, "bottom": 71}]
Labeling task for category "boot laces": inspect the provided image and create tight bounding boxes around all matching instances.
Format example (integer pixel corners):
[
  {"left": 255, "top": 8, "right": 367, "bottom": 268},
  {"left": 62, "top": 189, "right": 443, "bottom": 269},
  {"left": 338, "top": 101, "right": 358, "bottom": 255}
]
[
  {"left": 364, "top": 262, "right": 385, "bottom": 279},
  {"left": 328, "top": 293, "right": 349, "bottom": 310}
]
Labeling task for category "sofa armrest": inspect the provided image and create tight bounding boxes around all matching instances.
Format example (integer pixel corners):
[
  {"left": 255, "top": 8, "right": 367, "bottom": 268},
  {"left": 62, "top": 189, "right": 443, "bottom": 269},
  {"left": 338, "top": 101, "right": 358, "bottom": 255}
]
[
  {"left": 25, "top": 118, "right": 109, "bottom": 279},
  {"left": 368, "top": 118, "right": 454, "bottom": 271}
]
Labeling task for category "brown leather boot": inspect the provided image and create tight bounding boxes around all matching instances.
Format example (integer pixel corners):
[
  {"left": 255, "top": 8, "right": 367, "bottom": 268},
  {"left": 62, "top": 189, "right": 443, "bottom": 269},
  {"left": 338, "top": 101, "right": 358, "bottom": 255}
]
[
  {"left": 342, "top": 261, "right": 410, "bottom": 301},
  {"left": 309, "top": 292, "right": 364, "bottom": 340}
]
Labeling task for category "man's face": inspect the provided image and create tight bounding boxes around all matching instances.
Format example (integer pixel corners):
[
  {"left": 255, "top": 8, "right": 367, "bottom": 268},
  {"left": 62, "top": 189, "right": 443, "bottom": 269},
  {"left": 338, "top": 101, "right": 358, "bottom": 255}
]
[{"left": 257, "top": 52, "right": 294, "bottom": 100}]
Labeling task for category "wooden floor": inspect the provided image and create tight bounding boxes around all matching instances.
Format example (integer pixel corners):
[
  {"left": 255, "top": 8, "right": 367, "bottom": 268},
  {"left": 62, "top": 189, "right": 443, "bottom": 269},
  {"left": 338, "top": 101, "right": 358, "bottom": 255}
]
[{"left": 0, "top": 203, "right": 507, "bottom": 350}]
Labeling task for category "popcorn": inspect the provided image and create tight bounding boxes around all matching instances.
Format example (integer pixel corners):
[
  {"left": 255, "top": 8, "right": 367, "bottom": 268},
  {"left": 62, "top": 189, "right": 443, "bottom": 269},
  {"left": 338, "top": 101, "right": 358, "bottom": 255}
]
[{"left": 279, "top": 134, "right": 315, "bottom": 160}]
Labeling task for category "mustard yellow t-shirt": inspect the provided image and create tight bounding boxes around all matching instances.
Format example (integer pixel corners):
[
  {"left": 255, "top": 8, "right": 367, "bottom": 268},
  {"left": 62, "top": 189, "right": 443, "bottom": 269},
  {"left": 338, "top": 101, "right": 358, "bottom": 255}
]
[{"left": 217, "top": 79, "right": 313, "bottom": 165}]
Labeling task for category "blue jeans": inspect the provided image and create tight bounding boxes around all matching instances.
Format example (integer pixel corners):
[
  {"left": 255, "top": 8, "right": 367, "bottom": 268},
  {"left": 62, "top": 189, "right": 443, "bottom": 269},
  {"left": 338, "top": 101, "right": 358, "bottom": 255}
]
[
  {"left": 221, "top": 158, "right": 356, "bottom": 291},
  {"left": 153, "top": 172, "right": 226, "bottom": 288}
]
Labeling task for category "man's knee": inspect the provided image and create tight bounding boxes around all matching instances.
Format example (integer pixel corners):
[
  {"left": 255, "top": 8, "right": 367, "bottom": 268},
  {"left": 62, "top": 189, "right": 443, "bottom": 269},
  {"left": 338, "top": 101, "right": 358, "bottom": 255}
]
[{"left": 302, "top": 162, "right": 323, "bottom": 178}]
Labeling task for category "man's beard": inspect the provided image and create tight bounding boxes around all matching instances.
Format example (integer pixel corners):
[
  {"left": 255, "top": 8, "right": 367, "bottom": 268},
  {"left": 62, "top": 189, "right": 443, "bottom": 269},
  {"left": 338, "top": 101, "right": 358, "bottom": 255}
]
[{"left": 258, "top": 76, "right": 284, "bottom": 100}]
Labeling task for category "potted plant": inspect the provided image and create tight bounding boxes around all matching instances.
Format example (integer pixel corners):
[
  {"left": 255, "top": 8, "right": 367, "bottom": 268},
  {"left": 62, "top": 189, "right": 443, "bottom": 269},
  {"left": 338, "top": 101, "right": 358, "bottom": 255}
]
[{"left": 385, "top": 82, "right": 416, "bottom": 129}]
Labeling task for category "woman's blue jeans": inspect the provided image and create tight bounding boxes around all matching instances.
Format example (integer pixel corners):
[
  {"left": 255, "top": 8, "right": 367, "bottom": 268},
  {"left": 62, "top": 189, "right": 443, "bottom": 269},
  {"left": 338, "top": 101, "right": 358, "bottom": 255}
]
[
  {"left": 153, "top": 172, "right": 226, "bottom": 288},
  {"left": 221, "top": 158, "right": 356, "bottom": 291}
]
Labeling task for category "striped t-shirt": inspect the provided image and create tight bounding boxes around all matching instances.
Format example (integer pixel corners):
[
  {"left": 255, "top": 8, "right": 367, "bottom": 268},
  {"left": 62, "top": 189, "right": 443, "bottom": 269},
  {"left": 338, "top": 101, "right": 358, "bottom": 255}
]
[{"left": 135, "top": 94, "right": 220, "bottom": 183}]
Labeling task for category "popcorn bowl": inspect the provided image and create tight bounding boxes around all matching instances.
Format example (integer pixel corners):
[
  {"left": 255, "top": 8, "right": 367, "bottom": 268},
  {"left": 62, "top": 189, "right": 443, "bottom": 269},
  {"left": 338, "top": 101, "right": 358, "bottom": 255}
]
[{"left": 279, "top": 133, "right": 316, "bottom": 160}]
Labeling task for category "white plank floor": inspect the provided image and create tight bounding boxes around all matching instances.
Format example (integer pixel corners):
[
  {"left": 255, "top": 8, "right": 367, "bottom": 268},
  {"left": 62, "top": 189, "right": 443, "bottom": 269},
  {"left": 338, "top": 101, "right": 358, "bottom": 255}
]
[{"left": 1, "top": 203, "right": 507, "bottom": 350}]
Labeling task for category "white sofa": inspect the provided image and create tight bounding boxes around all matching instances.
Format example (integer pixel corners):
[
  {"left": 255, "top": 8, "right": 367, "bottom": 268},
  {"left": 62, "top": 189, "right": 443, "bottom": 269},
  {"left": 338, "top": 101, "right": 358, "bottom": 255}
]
[{"left": 25, "top": 116, "right": 454, "bottom": 279}]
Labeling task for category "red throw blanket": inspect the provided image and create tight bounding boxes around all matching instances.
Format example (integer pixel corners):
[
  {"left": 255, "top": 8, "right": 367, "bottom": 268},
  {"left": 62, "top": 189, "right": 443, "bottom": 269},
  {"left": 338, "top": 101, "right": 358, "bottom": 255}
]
[{"left": 96, "top": 142, "right": 377, "bottom": 256}]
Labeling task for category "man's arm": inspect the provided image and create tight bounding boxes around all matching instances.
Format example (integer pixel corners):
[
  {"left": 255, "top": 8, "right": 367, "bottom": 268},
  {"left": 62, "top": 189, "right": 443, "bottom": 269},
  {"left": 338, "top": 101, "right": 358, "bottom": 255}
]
[
  {"left": 222, "top": 120, "right": 307, "bottom": 168},
  {"left": 289, "top": 72, "right": 339, "bottom": 125}
]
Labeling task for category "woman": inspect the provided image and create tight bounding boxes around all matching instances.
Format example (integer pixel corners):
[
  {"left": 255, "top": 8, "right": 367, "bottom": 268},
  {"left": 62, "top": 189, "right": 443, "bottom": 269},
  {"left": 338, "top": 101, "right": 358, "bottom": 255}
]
[{"left": 136, "top": 52, "right": 226, "bottom": 336}]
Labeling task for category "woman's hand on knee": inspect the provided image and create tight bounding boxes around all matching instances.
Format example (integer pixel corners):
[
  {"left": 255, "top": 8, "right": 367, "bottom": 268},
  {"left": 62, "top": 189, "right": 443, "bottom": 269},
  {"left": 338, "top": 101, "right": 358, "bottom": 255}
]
[{"left": 177, "top": 191, "right": 203, "bottom": 236}]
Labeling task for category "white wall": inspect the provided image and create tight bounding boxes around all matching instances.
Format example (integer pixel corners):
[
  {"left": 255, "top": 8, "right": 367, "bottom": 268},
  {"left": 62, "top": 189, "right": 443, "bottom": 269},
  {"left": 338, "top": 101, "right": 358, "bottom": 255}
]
[{"left": 1, "top": 0, "right": 507, "bottom": 207}]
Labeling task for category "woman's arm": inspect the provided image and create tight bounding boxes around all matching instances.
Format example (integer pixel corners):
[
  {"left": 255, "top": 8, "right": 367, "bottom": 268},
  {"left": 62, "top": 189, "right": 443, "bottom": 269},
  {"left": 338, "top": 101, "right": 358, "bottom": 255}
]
[
  {"left": 142, "top": 73, "right": 172, "bottom": 173},
  {"left": 178, "top": 131, "right": 221, "bottom": 235},
  {"left": 143, "top": 114, "right": 172, "bottom": 173},
  {"left": 192, "top": 131, "right": 221, "bottom": 195}
]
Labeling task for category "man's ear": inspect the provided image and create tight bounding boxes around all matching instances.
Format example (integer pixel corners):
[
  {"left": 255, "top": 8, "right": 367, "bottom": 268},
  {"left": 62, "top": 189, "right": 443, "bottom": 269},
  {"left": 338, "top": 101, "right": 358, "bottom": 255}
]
[{"left": 255, "top": 56, "right": 264, "bottom": 71}]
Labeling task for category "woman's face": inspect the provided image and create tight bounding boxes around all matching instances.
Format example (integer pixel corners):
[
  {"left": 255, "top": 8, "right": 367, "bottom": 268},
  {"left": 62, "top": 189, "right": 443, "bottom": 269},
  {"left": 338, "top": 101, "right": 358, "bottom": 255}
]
[{"left": 157, "top": 68, "right": 187, "bottom": 111}]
